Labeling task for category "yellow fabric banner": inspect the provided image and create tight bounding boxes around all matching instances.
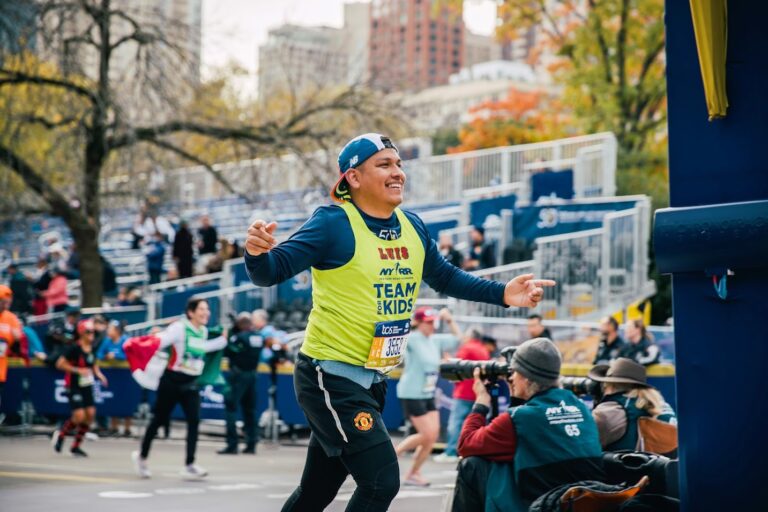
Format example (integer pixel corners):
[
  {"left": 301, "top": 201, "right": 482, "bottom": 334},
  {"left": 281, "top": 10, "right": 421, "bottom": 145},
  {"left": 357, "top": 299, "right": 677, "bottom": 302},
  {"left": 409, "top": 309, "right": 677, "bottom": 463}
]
[{"left": 689, "top": 0, "right": 729, "bottom": 120}]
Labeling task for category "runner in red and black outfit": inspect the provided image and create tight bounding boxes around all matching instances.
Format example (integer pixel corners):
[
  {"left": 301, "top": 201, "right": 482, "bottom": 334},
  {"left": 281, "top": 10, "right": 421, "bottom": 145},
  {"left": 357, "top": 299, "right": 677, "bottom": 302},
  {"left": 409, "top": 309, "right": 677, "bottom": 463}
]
[{"left": 52, "top": 319, "right": 108, "bottom": 457}]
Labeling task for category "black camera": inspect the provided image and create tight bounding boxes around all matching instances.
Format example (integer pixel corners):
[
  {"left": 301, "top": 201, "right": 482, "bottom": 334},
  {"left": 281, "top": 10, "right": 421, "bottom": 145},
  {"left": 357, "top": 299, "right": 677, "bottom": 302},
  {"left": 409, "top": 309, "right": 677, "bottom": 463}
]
[
  {"left": 560, "top": 376, "right": 602, "bottom": 399},
  {"left": 439, "top": 346, "right": 517, "bottom": 382},
  {"left": 439, "top": 359, "right": 509, "bottom": 381}
]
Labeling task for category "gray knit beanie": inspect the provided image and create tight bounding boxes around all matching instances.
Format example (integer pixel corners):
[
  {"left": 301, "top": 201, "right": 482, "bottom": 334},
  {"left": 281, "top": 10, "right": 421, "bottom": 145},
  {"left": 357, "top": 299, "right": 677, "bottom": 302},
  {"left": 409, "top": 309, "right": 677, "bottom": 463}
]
[{"left": 511, "top": 337, "right": 562, "bottom": 384}]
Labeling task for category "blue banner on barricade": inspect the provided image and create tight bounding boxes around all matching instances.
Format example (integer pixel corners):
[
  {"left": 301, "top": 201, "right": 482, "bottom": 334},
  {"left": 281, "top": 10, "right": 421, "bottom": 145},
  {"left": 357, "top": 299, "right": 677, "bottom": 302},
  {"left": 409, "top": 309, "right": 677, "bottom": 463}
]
[
  {"left": 0, "top": 364, "right": 676, "bottom": 429},
  {"left": 276, "top": 270, "right": 312, "bottom": 306},
  {"left": 512, "top": 200, "right": 638, "bottom": 243},
  {"left": 469, "top": 194, "right": 517, "bottom": 229},
  {"left": 232, "top": 260, "right": 251, "bottom": 286},
  {"left": 424, "top": 220, "right": 458, "bottom": 241},
  {"left": 160, "top": 284, "right": 218, "bottom": 318}
]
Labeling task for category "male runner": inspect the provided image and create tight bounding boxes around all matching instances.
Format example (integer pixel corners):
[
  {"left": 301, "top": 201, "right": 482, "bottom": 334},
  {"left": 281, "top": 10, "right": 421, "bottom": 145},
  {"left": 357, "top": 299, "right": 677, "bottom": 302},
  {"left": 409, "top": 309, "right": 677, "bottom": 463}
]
[{"left": 245, "top": 133, "right": 554, "bottom": 511}]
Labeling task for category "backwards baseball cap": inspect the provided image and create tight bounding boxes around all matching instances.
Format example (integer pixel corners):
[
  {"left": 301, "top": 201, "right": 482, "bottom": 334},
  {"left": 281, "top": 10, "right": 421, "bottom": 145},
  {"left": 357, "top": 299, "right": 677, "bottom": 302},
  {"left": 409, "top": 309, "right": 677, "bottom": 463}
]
[
  {"left": 413, "top": 306, "right": 439, "bottom": 324},
  {"left": 331, "top": 133, "right": 399, "bottom": 202}
]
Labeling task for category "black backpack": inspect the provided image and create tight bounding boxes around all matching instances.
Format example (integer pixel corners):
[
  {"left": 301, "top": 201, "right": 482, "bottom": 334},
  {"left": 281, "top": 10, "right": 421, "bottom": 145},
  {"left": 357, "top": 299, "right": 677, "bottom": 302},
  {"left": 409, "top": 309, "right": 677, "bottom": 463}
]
[{"left": 602, "top": 451, "right": 679, "bottom": 498}]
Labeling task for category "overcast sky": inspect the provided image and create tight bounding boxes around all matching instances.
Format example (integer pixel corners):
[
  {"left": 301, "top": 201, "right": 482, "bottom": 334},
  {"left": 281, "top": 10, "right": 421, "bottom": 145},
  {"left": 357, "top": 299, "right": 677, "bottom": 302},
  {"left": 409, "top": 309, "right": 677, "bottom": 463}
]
[{"left": 201, "top": 0, "right": 497, "bottom": 98}]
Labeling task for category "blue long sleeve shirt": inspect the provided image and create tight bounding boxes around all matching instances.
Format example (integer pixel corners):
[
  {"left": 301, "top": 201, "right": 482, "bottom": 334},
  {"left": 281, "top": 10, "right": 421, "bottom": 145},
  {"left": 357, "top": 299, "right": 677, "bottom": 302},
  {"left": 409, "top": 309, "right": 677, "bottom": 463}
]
[
  {"left": 244, "top": 203, "right": 506, "bottom": 303},
  {"left": 244, "top": 203, "right": 507, "bottom": 388}
]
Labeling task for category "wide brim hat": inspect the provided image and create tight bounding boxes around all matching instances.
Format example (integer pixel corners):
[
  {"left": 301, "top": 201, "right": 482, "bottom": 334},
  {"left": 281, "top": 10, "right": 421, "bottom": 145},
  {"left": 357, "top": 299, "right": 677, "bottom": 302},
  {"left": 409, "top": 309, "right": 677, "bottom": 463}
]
[
  {"left": 331, "top": 133, "right": 399, "bottom": 202},
  {"left": 588, "top": 357, "right": 650, "bottom": 387}
]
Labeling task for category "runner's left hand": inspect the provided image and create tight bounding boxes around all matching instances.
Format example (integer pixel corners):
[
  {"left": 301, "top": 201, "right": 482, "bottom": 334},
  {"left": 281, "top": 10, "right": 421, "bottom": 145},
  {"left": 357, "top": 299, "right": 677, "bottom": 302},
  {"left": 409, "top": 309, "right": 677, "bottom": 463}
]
[{"left": 503, "top": 274, "right": 556, "bottom": 308}]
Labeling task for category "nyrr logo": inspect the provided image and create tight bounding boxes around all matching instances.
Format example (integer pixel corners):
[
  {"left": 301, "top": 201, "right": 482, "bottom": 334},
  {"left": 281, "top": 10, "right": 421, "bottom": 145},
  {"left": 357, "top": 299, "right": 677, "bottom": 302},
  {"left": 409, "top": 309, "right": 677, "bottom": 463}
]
[
  {"left": 378, "top": 247, "right": 409, "bottom": 260},
  {"left": 379, "top": 262, "right": 413, "bottom": 276}
]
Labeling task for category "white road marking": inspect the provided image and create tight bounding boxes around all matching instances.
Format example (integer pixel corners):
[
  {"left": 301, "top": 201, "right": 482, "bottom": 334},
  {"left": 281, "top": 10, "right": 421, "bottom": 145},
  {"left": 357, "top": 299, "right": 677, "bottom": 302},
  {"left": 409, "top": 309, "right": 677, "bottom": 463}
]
[
  {"left": 154, "top": 487, "right": 207, "bottom": 495},
  {"left": 98, "top": 491, "right": 153, "bottom": 499}
]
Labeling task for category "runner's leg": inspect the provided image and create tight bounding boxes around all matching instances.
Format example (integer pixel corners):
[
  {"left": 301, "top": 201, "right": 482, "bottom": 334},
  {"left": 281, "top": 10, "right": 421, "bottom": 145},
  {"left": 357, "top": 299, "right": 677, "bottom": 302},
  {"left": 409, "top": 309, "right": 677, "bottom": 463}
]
[
  {"left": 341, "top": 440, "right": 400, "bottom": 512},
  {"left": 281, "top": 440, "right": 349, "bottom": 512},
  {"left": 178, "top": 386, "right": 201, "bottom": 465}
]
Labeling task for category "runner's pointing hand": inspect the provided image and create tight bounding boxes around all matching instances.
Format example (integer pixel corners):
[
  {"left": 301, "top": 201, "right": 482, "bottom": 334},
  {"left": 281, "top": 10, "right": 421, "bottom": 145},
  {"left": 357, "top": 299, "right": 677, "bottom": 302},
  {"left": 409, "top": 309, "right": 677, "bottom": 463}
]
[
  {"left": 245, "top": 220, "right": 278, "bottom": 256},
  {"left": 503, "top": 273, "right": 556, "bottom": 309}
]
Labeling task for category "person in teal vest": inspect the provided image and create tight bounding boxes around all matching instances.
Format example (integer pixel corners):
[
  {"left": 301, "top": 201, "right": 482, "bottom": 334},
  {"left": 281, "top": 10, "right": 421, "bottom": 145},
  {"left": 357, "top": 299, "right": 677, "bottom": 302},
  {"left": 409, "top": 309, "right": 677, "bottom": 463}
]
[
  {"left": 244, "top": 133, "right": 556, "bottom": 512},
  {"left": 453, "top": 338, "right": 605, "bottom": 512},
  {"left": 589, "top": 357, "right": 677, "bottom": 452}
]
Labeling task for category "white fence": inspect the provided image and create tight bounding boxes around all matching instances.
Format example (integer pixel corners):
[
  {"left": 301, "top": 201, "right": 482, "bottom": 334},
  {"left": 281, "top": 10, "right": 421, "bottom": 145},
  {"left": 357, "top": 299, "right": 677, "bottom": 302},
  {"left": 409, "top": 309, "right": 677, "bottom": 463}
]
[
  {"left": 163, "top": 133, "right": 617, "bottom": 207},
  {"left": 404, "top": 132, "right": 617, "bottom": 206},
  {"left": 532, "top": 200, "right": 654, "bottom": 320},
  {"left": 422, "top": 198, "right": 654, "bottom": 322}
]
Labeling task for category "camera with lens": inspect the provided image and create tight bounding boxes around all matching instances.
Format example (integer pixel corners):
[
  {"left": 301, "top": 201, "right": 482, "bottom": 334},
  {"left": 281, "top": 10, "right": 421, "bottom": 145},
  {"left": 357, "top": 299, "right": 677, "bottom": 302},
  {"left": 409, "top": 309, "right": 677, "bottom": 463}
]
[
  {"left": 439, "top": 346, "right": 517, "bottom": 382},
  {"left": 560, "top": 376, "right": 602, "bottom": 400}
]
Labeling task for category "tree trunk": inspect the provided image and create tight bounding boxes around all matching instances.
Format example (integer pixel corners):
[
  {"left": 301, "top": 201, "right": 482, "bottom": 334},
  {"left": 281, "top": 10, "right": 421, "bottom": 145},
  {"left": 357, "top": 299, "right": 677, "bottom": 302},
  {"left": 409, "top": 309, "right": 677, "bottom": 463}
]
[{"left": 71, "top": 225, "right": 103, "bottom": 308}]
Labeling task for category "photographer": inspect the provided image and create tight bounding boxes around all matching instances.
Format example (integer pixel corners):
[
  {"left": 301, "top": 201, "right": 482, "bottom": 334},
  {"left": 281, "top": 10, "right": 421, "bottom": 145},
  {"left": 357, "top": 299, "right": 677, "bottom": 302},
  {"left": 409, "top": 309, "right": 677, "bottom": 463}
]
[
  {"left": 589, "top": 358, "right": 676, "bottom": 452},
  {"left": 453, "top": 338, "right": 604, "bottom": 512},
  {"left": 435, "top": 328, "right": 490, "bottom": 464}
]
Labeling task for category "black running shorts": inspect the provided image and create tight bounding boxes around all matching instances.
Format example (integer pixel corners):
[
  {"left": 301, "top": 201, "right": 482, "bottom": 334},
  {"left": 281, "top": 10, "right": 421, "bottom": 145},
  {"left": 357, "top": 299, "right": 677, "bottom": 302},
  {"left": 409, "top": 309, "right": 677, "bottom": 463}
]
[
  {"left": 294, "top": 353, "right": 391, "bottom": 457},
  {"left": 400, "top": 397, "right": 436, "bottom": 418},
  {"left": 68, "top": 386, "right": 95, "bottom": 410}
]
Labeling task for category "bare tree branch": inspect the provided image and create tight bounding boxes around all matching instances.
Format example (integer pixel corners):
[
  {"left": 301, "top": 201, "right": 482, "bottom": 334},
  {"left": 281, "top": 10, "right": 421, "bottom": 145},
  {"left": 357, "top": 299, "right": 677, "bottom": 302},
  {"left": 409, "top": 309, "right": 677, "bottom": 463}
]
[
  {"left": 586, "top": 0, "right": 614, "bottom": 86},
  {"left": 0, "top": 142, "right": 79, "bottom": 226},
  {"left": 0, "top": 72, "right": 98, "bottom": 104},
  {"left": 145, "top": 137, "right": 250, "bottom": 203},
  {"left": 13, "top": 114, "right": 81, "bottom": 129},
  {"left": 107, "top": 121, "right": 292, "bottom": 150}
]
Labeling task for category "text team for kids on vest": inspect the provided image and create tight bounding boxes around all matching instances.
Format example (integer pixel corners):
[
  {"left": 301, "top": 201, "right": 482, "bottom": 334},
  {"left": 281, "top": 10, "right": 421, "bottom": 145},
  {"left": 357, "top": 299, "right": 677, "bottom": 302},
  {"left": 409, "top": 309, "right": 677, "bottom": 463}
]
[{"left": 244, "top": 133, "right": 555, "bottom": 512}]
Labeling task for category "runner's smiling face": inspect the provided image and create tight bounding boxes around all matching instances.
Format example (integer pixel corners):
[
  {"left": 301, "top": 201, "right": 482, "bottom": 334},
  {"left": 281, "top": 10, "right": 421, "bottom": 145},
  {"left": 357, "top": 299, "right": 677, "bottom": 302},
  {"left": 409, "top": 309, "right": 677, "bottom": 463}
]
[
  {"left": 346, "top": 149, "right": 405, "bottom": 212},
  {"left": 189, "top": 301, "right": 211, "bottom": 327}
]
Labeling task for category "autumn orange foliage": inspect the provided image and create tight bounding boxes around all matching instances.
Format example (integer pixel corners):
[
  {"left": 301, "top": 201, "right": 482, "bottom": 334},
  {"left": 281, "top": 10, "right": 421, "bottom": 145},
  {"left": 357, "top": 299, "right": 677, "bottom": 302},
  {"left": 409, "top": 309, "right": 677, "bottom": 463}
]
[{"left": 448, "top": 87, "right": 568, "bottom": 153}]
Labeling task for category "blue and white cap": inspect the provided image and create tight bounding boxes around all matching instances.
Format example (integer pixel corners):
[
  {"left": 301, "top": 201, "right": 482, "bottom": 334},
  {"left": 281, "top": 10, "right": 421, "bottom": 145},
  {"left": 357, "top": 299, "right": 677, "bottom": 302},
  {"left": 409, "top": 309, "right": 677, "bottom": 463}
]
[{"left": 331, "top": 133, "right": 399, "bottom": 202}]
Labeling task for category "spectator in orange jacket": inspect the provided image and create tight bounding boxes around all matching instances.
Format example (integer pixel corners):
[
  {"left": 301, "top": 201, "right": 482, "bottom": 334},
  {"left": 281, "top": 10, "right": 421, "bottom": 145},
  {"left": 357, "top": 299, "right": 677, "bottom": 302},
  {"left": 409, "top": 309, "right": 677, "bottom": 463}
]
[{"left": 0, "top": 285, "right": 23, "bottom": 412}]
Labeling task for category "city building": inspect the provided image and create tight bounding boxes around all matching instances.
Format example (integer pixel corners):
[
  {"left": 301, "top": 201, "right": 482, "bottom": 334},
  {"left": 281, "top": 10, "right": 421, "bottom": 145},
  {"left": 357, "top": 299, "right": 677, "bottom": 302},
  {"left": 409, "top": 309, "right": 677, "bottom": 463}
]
[
  {"left": 449, "top": 60, "right": 537, "bottom": 85},
  {"left": 36, "top": 0, "right": 202, "bottom": 123},
  {"left": 400, "top": 60, "right": 554, "bottom": 132},
  {"left": 464, "top": 29, "right": 502, "bottom": 68},
  {"left": 369, "top": 0, "right": 464, "bottom": 92},
  {"left": 344, "top": 2, "right": 372, "bottom": 84},
  {"left": 257, "top": 24, "right": 348, "bottom": 101}
]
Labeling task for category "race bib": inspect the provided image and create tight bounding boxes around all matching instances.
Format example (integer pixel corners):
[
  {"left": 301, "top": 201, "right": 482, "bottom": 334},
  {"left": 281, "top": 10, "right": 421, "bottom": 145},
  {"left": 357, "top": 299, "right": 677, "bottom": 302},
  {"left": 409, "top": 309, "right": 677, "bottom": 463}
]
[
  {"left": 0, "top": 341, "right": 7, "bottom": 357},
  {"left": 78, "top": 371, "right": 95, "bottom": 387},
  {"left": 249, "top": 335, "right": 264, "bottom": 348},
  {"left": 365, "top": 319, "right": 410, "bottom": 372},
  {"left": 179, "top": 355, "right": 205, "bottom": 375},
  {"left": 423, "top": 372, "right": 438, "bottom": 394}
]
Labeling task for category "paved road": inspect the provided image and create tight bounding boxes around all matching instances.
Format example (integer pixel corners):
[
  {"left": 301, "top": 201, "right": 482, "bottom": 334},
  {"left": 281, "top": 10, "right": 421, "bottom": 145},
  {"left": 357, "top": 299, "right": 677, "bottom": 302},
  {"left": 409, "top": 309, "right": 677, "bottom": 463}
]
[{"left": 0, "top": 433, "right": 457, "bottom": 512}]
